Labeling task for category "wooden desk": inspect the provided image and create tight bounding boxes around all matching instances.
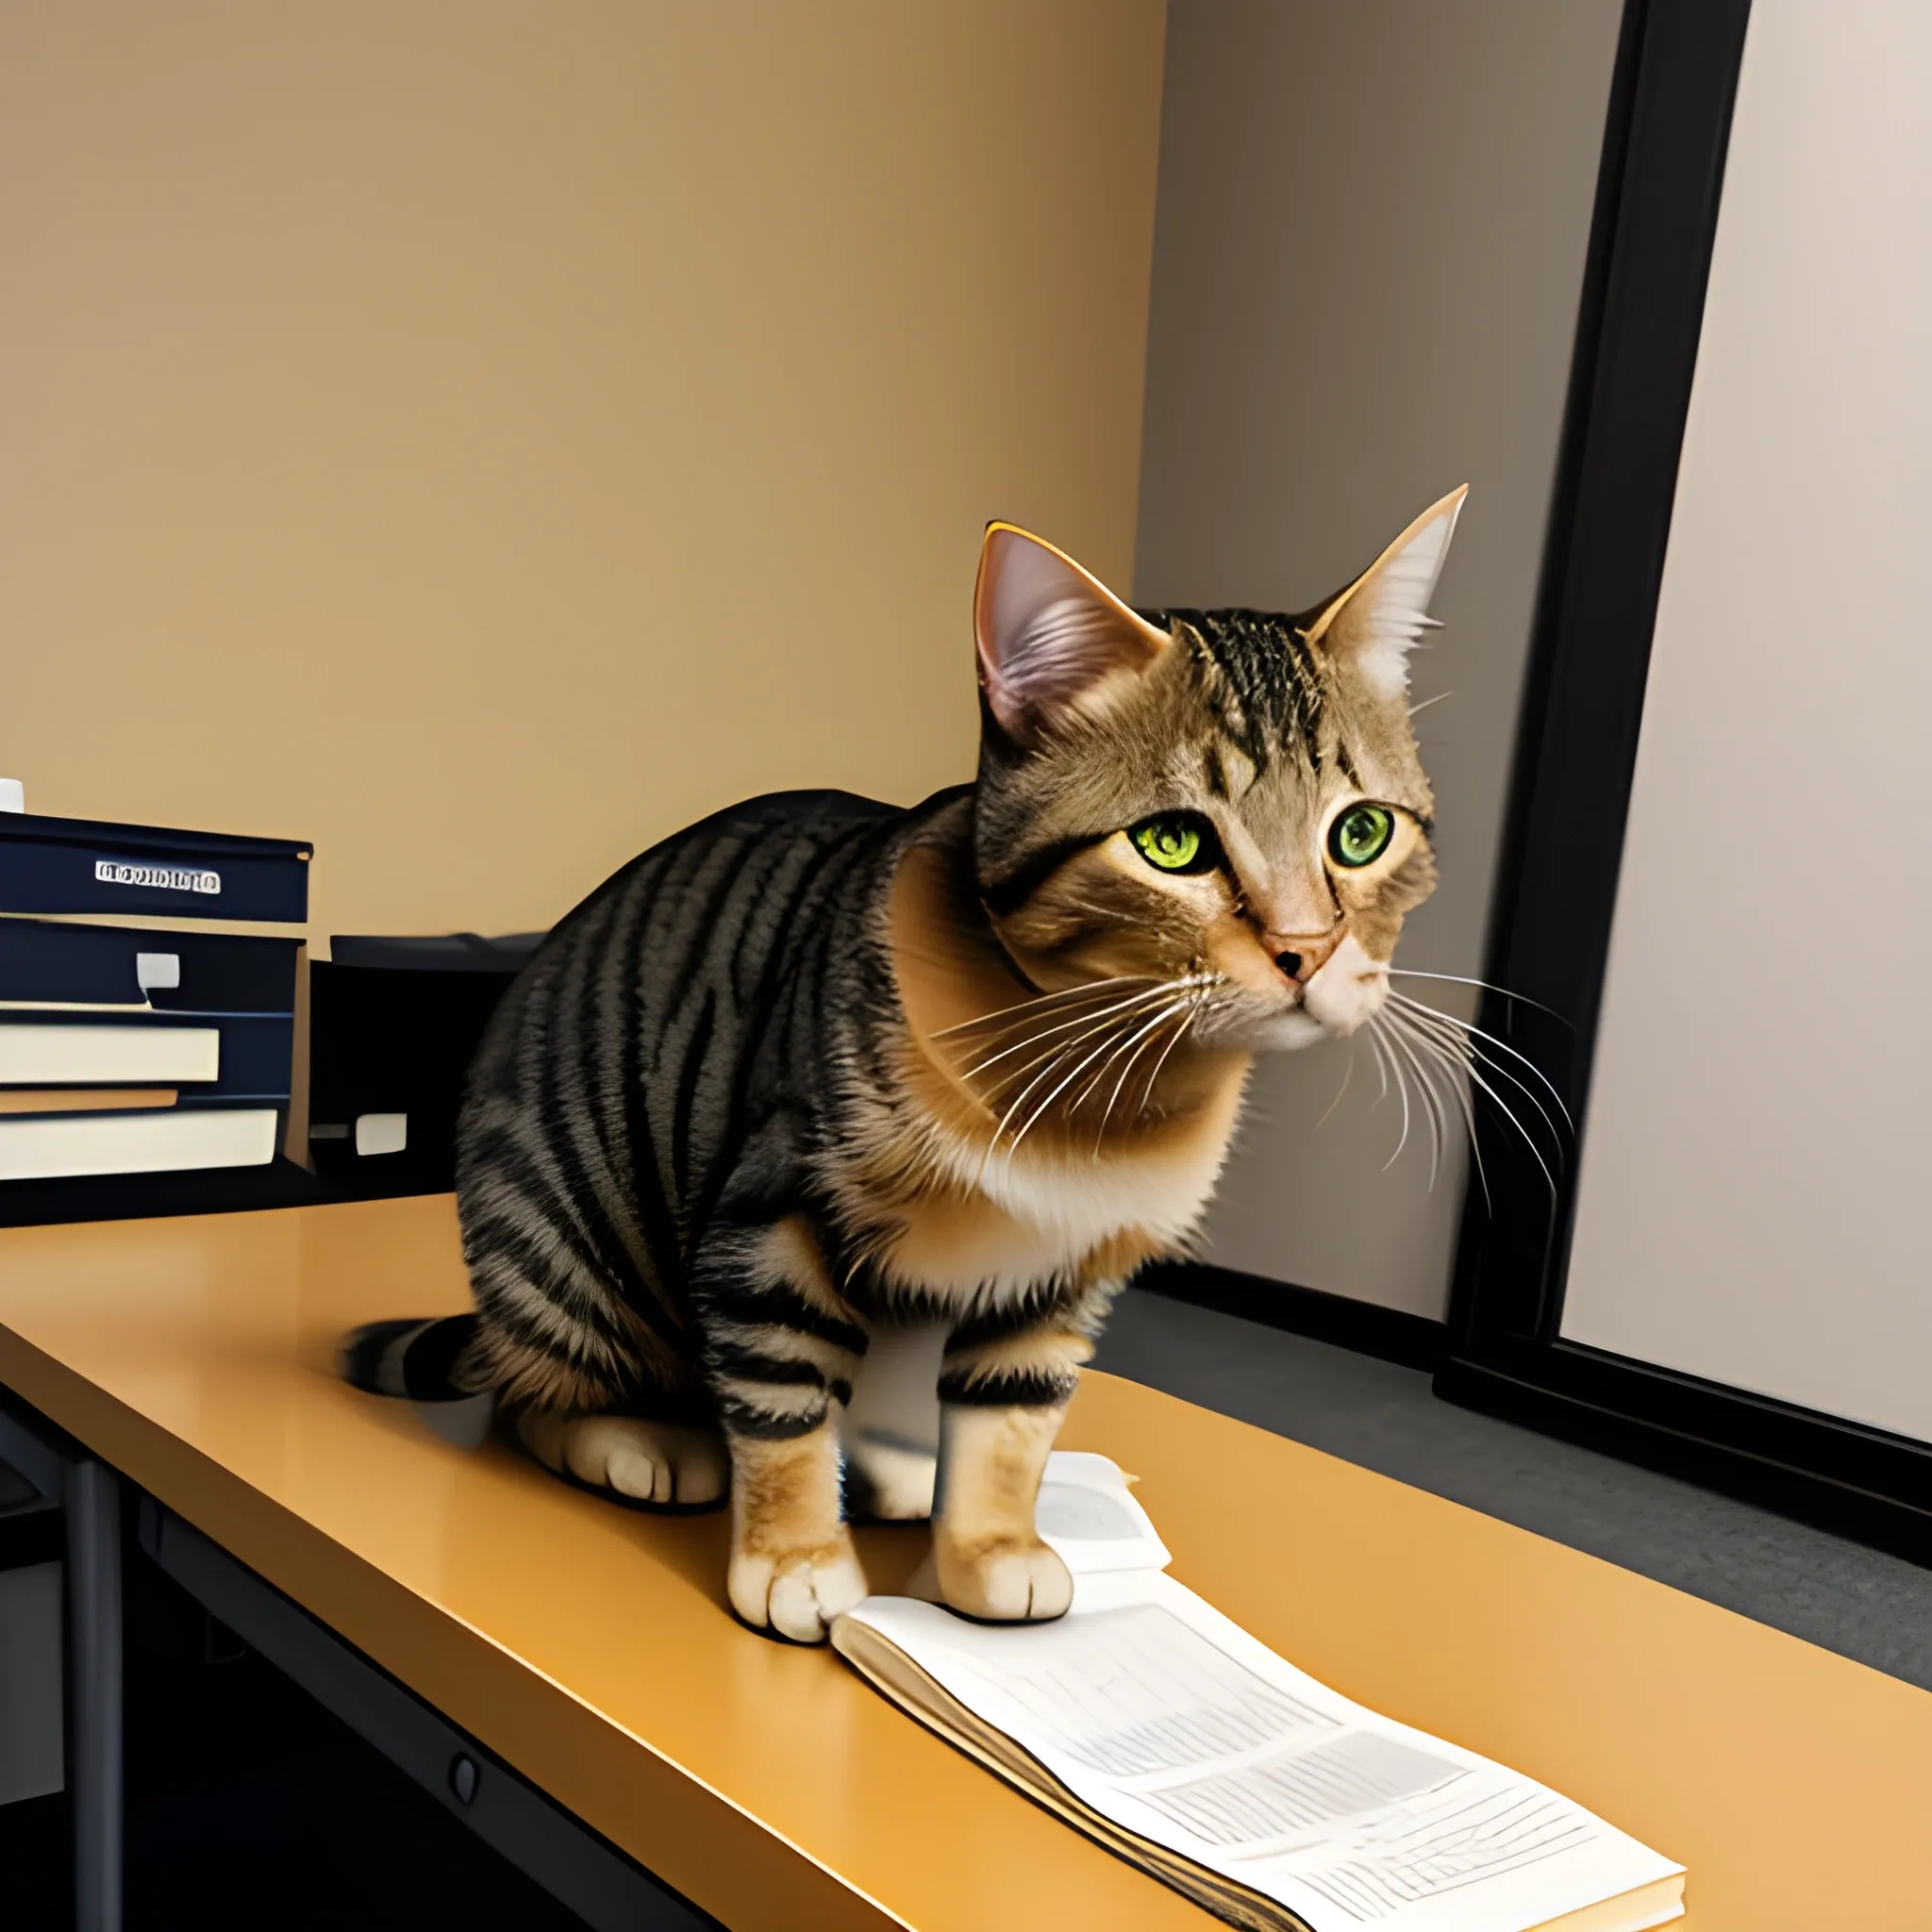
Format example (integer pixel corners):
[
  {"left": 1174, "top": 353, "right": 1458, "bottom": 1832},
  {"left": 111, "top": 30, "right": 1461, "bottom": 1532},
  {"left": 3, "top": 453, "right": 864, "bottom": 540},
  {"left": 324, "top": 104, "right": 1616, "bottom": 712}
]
[{"left": 0, "top": 1194, "right": 1925, "bottom": 1928}]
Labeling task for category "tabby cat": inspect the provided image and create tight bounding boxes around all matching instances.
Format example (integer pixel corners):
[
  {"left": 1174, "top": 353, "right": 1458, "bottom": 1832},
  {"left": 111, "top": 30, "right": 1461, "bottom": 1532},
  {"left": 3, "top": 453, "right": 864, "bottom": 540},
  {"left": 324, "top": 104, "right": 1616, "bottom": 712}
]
[{"left": 341, "top": 489, "right": 1464, "bottom": 1643}]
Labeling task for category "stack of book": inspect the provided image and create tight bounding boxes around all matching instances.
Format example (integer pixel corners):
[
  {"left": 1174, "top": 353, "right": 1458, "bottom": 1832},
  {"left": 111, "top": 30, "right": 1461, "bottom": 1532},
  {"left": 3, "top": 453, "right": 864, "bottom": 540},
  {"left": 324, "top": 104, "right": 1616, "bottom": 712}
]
[{"left": 0, "top": 797, "right": 313, "bottom": 1187}]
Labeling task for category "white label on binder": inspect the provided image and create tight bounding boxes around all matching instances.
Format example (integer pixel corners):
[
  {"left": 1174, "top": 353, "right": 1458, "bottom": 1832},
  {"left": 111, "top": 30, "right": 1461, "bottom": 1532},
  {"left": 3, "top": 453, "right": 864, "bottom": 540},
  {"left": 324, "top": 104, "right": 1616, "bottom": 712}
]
[{"left": 94, "top": 859, "right": 221, "bottom": 895}]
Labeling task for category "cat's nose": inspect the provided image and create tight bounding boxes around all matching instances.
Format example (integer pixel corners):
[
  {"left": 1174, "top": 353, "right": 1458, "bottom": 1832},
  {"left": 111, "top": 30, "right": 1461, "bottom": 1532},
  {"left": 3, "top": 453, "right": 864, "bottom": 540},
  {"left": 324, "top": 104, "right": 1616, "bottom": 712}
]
[{"left": 1269, "top": 924, "right": 1344, "bottom": 984}]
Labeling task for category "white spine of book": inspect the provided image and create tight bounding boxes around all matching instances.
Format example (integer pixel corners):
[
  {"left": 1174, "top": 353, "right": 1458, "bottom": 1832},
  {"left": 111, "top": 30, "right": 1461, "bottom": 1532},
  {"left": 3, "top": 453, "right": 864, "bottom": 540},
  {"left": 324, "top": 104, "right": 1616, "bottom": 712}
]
[
  {"left": 0, "top": 1108, "right": 276, "bottom": 1181},
  {"left": 0, "top": 1024, "right": 219, "bottom": 1085}
]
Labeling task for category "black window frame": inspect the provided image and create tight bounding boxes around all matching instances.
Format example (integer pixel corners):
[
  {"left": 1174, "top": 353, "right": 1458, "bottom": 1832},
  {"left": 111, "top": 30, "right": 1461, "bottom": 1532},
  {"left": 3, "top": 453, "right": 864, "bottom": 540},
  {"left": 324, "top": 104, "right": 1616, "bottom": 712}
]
[{"left": 1438, "top": 0, "right": 1932, "bottom": 1566}]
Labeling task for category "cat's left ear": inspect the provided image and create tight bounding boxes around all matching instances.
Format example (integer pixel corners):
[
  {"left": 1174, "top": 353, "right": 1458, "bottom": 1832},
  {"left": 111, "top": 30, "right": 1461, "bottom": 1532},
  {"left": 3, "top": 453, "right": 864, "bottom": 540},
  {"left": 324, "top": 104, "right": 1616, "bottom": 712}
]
[
  {"left": 1305, "top": 486, "right": 1468, "bottom": 699},
  {"left": 974, "top": 524, "right": 1169, "bottom": 743}
]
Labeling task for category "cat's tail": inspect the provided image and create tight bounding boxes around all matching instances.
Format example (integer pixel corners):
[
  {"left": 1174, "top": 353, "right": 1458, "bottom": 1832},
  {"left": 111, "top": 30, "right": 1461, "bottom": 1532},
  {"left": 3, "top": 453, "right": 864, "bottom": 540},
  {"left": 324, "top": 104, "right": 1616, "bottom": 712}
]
[{"left": 339, "top": 1315, "right": 486, "bottom": 1402}]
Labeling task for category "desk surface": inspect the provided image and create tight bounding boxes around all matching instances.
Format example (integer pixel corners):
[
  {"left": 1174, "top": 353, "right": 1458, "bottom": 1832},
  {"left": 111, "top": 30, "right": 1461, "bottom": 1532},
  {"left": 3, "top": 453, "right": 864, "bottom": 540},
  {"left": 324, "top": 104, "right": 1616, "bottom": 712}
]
[{"left": 0, "top": 1195, "right": 1924, "bottom": 1928}]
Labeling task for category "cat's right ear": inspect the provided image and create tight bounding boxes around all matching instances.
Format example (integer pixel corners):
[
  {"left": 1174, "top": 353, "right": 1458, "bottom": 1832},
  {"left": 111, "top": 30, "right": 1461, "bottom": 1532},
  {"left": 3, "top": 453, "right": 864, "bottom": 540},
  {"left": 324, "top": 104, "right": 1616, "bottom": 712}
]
[{"left": 974, "top": 525, "right": 1168, "bottom": 744}]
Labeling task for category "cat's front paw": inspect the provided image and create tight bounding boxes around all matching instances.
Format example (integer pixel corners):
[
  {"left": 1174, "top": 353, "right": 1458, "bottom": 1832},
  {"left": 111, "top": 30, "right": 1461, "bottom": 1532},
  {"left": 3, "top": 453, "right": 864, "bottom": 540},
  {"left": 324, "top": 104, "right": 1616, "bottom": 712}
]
[
  {"left": 934, "top": 1531, "right": 1073, "bottom": 1623},
  {"left": 728, "top": 1531, "right": 869, "bottom": 1644}
]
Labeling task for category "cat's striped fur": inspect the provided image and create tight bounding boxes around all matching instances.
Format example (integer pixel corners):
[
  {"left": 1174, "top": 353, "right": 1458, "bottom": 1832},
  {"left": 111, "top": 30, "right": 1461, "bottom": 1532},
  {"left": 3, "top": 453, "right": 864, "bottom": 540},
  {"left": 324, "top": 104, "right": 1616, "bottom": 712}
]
[
  {"left": 457, "top": 788, "right": 918, "bottom": 1429},
  {"left": 342, "top": 495, "right": 1464, "bottom": 1641}
]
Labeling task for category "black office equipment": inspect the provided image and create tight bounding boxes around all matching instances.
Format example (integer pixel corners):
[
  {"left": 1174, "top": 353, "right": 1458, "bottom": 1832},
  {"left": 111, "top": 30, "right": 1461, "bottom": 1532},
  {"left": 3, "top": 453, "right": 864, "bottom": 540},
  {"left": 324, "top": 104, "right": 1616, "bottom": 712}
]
[{"left": 306, "top": 934, "right": 541, "bottom": 1191}]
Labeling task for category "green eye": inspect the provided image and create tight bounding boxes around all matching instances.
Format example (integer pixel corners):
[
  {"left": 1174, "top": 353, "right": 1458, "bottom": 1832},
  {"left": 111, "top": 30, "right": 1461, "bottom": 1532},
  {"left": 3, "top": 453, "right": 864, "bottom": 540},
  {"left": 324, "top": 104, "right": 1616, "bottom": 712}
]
[
  {"left": 1328, "top": 804, "right": 1396, "bottom": 868},
  {"left": 1129, "top": 812, "right": 1217, "bottom": 874}
]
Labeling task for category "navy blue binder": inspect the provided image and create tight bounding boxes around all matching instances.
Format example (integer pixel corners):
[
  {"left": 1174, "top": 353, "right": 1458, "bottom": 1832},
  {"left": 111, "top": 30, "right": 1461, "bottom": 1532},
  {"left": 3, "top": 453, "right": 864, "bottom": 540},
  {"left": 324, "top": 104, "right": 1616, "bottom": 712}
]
[
  {"left": 182, "top": 1013, "right": 296, "bottom": 1104},
  {"left": 0, "top": 814, "right": 311, "bottom": 922},
  {"left": 0, "top": 919, "right": 300, "bottom": 1012},
  {"left": 0, "top": 921, "right": 302, "bottom": 1111}
]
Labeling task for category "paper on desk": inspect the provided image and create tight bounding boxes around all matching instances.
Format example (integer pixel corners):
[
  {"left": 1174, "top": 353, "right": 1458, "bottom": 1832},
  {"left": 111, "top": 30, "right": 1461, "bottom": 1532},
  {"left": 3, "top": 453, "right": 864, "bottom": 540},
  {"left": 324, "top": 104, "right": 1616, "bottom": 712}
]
[
  {"left": 845, "top": 1455, "right": 1683, "bottom": 1932},
  {"left": 1033, "top": 1449, "right": 1172, "bottom": 1578}
]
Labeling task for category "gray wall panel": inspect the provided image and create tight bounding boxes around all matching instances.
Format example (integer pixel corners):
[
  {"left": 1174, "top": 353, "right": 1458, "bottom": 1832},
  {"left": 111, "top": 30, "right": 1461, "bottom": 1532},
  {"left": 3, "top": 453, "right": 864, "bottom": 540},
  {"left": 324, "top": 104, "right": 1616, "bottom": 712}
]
[{"left": 1136, "top": 0, "right": 1624, "bottom": 1315}]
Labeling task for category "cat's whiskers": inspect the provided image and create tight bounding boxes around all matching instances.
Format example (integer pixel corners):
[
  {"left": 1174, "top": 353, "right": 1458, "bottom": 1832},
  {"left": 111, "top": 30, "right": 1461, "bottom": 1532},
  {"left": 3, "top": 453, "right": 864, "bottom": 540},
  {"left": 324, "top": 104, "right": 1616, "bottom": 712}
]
[
  {"left": 969, "top": 1003, "right": 1175, "bottom": 1171},
  {"left": 1374, "top": 1014, "right": 1447, "bottom": 1191},
  {"left": 1067, "top": 1000, "right": 1191, "bottom": 1132},
  {"left": 1387, "top": 1007, "right": 1557, "bottom": 1209},
  {"left": 935, "top": 974, "right": 1163, "bottom": 1042},
  {"left": 1020, "top": 994, "right": 1203, "bottom": 1166},
  {"left": 972, "top": 973, "right": 1221, "bottom": 1173},
  {"left": 1132, "top": 1001, "right": 1204, "bottom": 1124},
  {"left": 1384, "top": 991, "right": 1574, "bottom": 1134},
  {"left": 1387, "top": 993, "right": 1569, "bottom": 1163},
  {"left": 1364, "top": 1026, "right": 1410, "bottom": 1170},
  {"left": 969, "top": 974, "right": 1221, "bottom": 1106},
  {"left": 1079, "top": 1000, "right": 1205, "bottom": 1158},
  {"left": 977, "top": 1004, "right": 1160, "bottom": 1179},
  {"left": 939, "top": 996, "right": 1151, "bottom": 1074},
  {"left": 1313, "top": 1042, "right": 1357, "bottom": 1130},
  {"left": 956, "top": 981, "right": 1176, "bottom": 1086},
  {"left": 1393, "top": 1010, "right": 1492, "bottom": 1211},
  {"left": 1383, "top": 968, "right": 1571, "bottom": 1026},
  {"left": 1368, "top": 1026, "right": 1391, "bottom": 1107},
  {"left": 1123, "top": 989, "right": 1216, "bottom": 1121},
  {"left": 1003, "top": 993, "right": 1197, "bottom": 1161}
]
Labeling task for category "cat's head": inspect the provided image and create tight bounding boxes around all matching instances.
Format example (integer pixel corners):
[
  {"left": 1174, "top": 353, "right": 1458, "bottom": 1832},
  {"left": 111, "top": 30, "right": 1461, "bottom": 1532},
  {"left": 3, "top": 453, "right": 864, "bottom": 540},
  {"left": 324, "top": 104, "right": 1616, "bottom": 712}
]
[{"left": 971, "top": 491, "right": 1462, "bottom": 1052}]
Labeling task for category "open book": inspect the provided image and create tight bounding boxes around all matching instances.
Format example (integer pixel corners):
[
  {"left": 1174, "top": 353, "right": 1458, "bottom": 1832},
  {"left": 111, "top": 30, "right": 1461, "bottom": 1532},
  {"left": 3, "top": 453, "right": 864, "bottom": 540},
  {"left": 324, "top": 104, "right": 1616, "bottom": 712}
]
[{"left": 832, "top": 1454, "right": 1683, "bottom": 1932}]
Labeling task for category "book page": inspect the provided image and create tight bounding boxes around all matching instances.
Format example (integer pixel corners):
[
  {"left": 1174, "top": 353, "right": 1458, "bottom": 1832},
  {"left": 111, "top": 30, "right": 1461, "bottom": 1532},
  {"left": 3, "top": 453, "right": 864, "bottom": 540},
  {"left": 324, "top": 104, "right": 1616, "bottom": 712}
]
[
  {"left": 1033, "top": 1450, "right": 1172, "bottom": 1579},
  {"left": 845, "top": 1550, "right": 1681, "bottom": 1932}
]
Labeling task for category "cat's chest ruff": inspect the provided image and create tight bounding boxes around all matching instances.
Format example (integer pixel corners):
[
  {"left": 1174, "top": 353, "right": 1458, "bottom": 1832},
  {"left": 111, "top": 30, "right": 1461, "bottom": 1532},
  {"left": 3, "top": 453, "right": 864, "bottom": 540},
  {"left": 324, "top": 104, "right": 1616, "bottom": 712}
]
[
  {"left": 874, "top": 1117, "right": 1237, "bottom": 1304},
  {"left": 874, "top": 830, "right": 1250, "bottom": 1304}
]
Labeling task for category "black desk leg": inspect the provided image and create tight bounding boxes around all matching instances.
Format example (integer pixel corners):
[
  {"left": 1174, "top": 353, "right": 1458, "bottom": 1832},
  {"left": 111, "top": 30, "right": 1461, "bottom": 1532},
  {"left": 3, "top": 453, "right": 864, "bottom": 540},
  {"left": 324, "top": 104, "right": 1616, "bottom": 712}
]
[{"left": 65, "top": 1459, "right": 123, "bottom": 1932}]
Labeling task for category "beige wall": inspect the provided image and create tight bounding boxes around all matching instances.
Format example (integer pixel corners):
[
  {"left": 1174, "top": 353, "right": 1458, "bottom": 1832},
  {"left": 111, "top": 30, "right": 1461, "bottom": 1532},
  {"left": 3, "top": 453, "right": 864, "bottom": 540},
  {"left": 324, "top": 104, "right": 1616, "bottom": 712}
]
[
  {"left": 1562, "top": 0, "right": 1932, "bottom": 1442},
  {"left": 1135, "top": 0, "right": 1624, "bottom": 1317},
  {"left": 0, "top": 2, "right": 1165, "bottom": 943}
]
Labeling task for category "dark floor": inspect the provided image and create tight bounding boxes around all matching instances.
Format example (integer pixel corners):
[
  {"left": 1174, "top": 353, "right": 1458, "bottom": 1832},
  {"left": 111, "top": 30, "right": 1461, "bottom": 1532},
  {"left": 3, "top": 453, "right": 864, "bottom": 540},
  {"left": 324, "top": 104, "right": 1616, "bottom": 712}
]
[{"left": 1094, "top": 1286, "right": 1932, "bottom": 1692}]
